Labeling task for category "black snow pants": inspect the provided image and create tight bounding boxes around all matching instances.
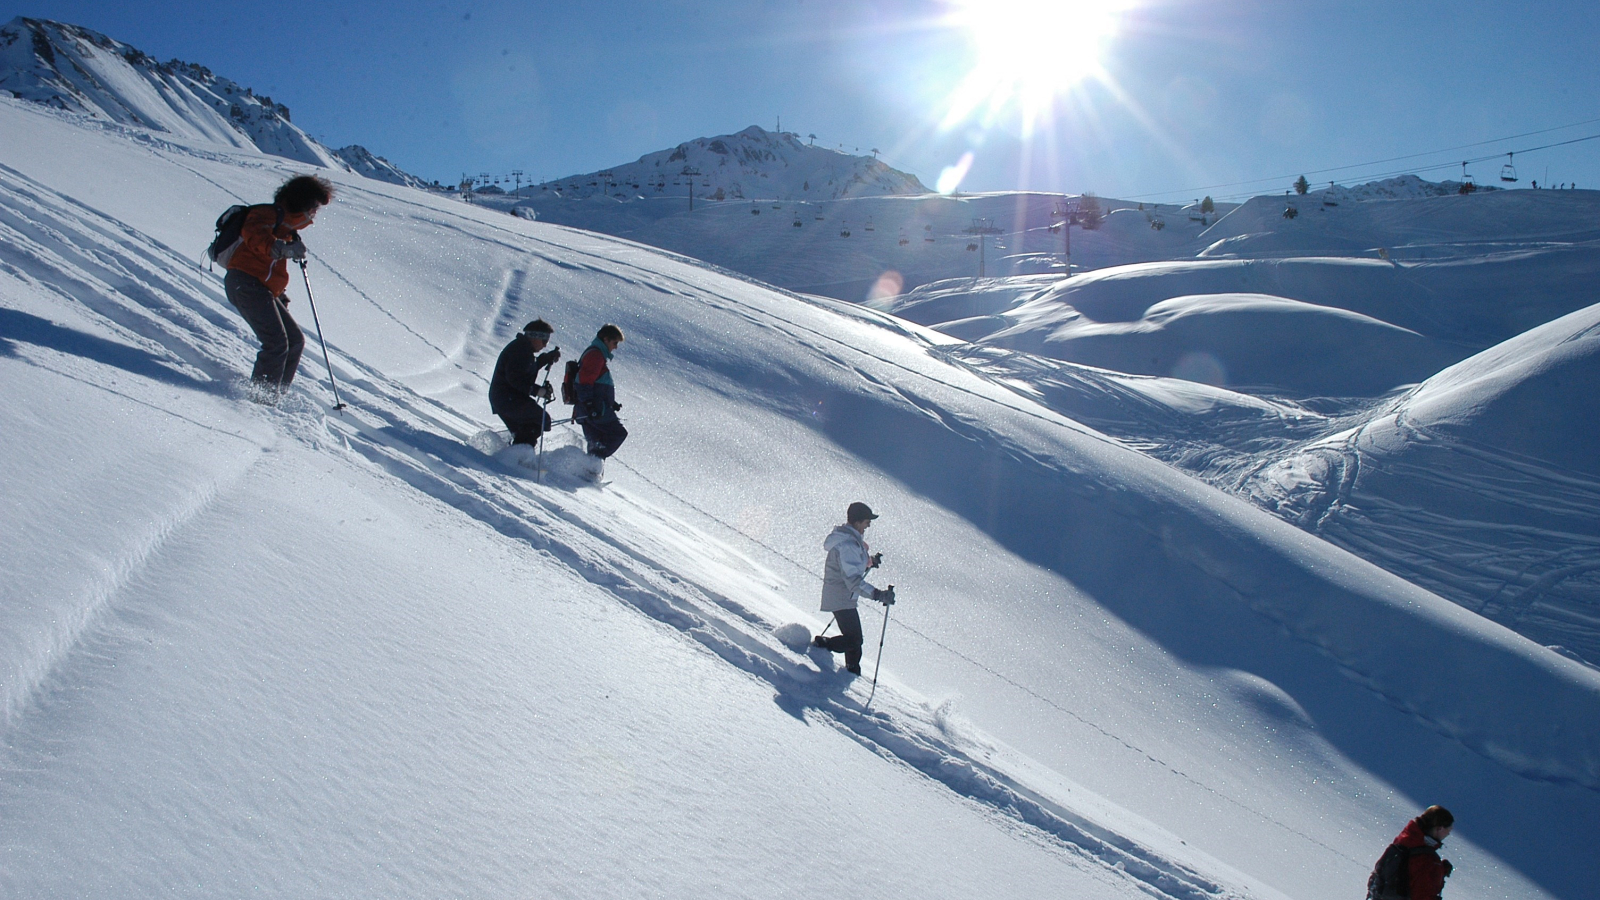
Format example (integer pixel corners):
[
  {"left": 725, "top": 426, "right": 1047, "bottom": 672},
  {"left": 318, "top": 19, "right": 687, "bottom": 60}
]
[
  {"left": 820, "top": 608, "right": 865, "bottom": 674},
  {"left": 495, "top": 393, "right": 552, "bottom": 446}
]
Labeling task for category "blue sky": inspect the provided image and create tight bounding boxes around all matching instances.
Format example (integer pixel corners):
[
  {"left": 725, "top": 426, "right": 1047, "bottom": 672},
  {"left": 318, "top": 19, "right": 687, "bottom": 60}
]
[{"left": 9, "top": 1, "right": 1600, "bottom": 200}]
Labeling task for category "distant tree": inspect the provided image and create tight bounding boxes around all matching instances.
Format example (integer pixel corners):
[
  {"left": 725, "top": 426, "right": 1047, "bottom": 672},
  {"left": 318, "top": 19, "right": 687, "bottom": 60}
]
[
  {"left": 713, "top": 187, "right": 726, "bottom": 201},
  {"left": 808, "top": 133, "right": 816, "bottom": 145},
  {"left": 1294, "top": 175, "right": 1309, "bottom": 195},
  {"left": 871, "top": 148, "right": 880, "bottom": 158},
  {"left": 1200, "top": 195, "right": 1215, "bottom": 213},
  {"left": 1078, "top": 193, "right": 1103, "bottom": 230}
]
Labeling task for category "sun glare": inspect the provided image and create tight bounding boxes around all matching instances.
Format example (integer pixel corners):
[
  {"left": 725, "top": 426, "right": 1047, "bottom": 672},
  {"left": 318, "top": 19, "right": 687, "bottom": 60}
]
[{"left": 942, "top": 0, "right": 1129, "bottom": 132}]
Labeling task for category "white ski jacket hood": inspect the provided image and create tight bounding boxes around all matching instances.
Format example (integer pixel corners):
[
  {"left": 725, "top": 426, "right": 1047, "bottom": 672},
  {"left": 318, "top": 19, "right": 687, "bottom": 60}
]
[{"left": 820, "top": 524, "right": 878, "bottom": 612}]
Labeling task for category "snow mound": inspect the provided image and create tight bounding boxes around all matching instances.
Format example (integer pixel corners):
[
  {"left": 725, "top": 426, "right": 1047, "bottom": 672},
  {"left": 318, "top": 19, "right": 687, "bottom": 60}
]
[
  {"left": 1247, "top": 301, "right": 1600, "bottom": 663},
  {"left": 976, "top": 291, "right": 1458, "bottom": 396},
  {"left": 773, "top": 621, "right": 815, "bottom": 650}
]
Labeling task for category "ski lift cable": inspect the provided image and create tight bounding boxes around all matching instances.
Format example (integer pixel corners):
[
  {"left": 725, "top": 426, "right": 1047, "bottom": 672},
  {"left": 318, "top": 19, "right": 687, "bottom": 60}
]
[
  {"left": 1194, "top": 131, "right": 1600, "bottom": 204},
  {"left": 1127, "top": 119, "right": 1600, "bottom": 202}
]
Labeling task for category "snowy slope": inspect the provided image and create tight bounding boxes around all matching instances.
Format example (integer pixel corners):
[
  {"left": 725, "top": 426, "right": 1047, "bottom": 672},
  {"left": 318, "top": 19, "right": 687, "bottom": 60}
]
[
  {"left": 506, "top": 190, "right": 1217, "bottom": 302},
  {"left": 2, "top": 92, "right": 1598, "bottom": 900},
  {"left": 0, "top": 17, "right": 340, "bottom": 168}
]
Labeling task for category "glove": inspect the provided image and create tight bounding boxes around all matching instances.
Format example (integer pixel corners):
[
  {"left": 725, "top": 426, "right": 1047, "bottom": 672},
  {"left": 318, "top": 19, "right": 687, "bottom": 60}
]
[
  {"left": 536, "top": 383, "right": 554, "bottom": 403},
  {"left": 870, "top": 552, "right": 883, "bottom": 569},
  {"left": 1441, "top": 860, "right": 1452, "bottom": 878},
  {"left": 872, "top": 587, "right": 895, "bottom": 606},
  {"left": 534, "top": 348, "right": 561, "bottom": 369},
  {"left": 612, "top": 401, "right": 622, "bottom": 412},
  {"left": 272, "top": 238, "right": 308, "bottom": 260}
]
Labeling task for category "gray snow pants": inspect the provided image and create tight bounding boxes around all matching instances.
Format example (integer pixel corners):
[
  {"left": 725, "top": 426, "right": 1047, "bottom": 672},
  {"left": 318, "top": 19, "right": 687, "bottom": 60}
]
[{"left": 225, "top": 269, "right": 305, "bottom": 388}]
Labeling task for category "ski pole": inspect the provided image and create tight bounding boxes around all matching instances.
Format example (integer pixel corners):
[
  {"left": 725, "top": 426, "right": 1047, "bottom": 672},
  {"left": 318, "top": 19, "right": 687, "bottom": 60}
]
[
  {"left": 534, "top": 359, "right": 555, "bottom": 481},
  {"left": 865, "top": 586, "right": 894, "bottom": 708},
  {"left": 298, "top": 260, "right": 346, "bottom": 412},
  {"left": 818, "top": 614, "right": 836, "bottom": 639}
]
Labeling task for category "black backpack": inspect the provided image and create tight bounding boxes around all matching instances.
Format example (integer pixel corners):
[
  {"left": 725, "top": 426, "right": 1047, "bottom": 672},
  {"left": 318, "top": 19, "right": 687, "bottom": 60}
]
[
  {"left": 1367, "top": 842, "right": 1430, "bottom": 900},
  {"left": 207, "top": 204, "right": 280, "bottom": 267},
  {"left": 560, "top": 359, "right": 581, "bottom": 406}
]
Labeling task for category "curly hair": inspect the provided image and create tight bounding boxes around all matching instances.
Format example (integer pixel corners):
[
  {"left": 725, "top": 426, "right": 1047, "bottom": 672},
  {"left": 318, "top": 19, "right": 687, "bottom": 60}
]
[{"left": 275, "top": 174, "right": 335, "bottom": 215}]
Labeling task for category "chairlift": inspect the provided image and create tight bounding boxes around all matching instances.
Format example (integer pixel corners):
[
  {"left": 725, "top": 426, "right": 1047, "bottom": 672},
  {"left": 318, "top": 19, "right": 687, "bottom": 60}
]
[
  {"left": 924, "top": 224, "right": 935, "bottom": 243},
  {"left": 864, "top": 218, "right": 875, "bottom": 232},
  {"left": 898, "top": 227, "right": 909, "bottom": 246},
  {"left": 1501, "top": 152, "right": 1519, "bottom": 183},
  {"left": 793, "top": 216, "right": 803, "bottom": 227},
  {"left": 752, "top": 208, "right": 760, "bottom": 215},
  {"left": 840, "top": 222, "right": 852, "bottom": 237},
  {"left": 1283, "top": 204, "right": 1299, "bottom": 220},
  {"left": 772, "top": 202, "right": 782, "bottom": 209},
  {"left": 815, "top": 213, "right": 825, "bottom": 221}
]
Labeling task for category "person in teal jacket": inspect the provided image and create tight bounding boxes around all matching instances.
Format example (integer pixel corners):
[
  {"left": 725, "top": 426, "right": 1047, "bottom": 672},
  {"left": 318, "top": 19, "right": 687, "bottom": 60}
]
[{"left": 574, "top": 324, "right": 628, "bottom": 459}]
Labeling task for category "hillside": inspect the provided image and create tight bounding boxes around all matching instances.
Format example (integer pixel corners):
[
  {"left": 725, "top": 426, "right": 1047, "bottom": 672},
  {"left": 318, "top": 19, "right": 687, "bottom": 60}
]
[{"left": 3, "top": 86, "right": 1598, "bottom": 900}]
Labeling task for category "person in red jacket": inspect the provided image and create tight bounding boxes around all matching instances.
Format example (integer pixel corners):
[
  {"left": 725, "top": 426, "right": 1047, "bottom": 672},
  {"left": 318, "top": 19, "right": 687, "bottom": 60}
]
[
  {"left": 1381, "top": 805, "right": 1454, "bottom": 900},
  {"left": 224, "top": 174, "right": 334, "bottom": 399}
]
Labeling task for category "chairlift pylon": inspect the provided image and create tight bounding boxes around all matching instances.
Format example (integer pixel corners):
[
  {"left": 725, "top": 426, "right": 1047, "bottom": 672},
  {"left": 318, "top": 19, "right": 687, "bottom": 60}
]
[{"left": 1501, "top": 152, "right": 1519, "bottom": 183}]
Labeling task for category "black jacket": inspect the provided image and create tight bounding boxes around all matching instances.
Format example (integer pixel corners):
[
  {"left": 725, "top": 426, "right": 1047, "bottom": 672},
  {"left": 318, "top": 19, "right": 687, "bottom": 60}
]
[{"left": 489, "top": 335, "right": 551, "bottom": 414}]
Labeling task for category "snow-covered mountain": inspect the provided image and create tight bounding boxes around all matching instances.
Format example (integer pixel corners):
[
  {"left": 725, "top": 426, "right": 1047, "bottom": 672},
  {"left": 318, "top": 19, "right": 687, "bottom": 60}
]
[
  {"left": 0, "top": 17, "right": 339, "bottom": 168},
  {"left": 0, "top": 15, "right": 434, "bottom": 192},
  {"left": 332, "top": 143, "right": 432, "bottom": 189},
  {"left": 3, "top": 51, "right": 1600, "bottom": 900},
  {"left": 526, "top": 124, "right": 926, "bottom": 203}
]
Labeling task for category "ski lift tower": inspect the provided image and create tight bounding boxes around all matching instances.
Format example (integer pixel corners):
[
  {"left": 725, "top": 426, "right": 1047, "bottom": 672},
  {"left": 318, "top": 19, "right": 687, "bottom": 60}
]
[
  {"left": 681, "top": 166, "right": 702, "bottom": 211},
  {"left": 964, "top": 217, "right": 1004, "bottom": 277},
  {"left": 1052, "top": 198, "right": 1077, "bottom": 277}
]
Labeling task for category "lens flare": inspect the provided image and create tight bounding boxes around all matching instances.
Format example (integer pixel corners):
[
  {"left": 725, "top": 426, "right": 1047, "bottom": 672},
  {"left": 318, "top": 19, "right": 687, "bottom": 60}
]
[
  {"left": 936, "top": 151, "right": 976, "bottom": 194},
  {"left": 942, "top": 0, "right": 1131, "bottom": 133}
]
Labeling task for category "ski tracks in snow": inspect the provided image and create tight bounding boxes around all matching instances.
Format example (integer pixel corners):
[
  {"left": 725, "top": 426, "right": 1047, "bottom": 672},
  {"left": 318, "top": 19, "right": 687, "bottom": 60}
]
[
  {"left": 265, "top": 371, "right": 1249, "bottom": 900},
  {"left": 0, "top": 169, "right": 1247, "bottom": 900}
]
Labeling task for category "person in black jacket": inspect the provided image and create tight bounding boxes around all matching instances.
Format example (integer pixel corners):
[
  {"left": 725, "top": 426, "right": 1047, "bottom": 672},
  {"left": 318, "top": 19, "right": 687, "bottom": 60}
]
[{"left": 489, "top": 319, "right": 561, "bottom": 445}]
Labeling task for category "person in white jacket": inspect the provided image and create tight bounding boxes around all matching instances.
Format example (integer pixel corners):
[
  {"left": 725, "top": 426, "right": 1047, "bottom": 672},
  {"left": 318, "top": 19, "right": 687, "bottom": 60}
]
[{"left": 812, "top": 502, "right": 894, "bottom": 674}]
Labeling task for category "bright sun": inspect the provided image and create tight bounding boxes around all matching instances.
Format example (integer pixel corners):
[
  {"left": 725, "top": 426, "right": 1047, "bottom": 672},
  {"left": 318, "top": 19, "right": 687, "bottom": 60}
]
[{"left": 942, "top": 0, "right": 1129, "bottom": 132}]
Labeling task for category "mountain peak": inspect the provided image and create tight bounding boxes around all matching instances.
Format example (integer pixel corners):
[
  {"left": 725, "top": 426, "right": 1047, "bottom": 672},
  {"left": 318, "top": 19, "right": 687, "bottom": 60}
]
[
  {"left": 0, "top": 16, "right": 339, "bottom": 168},
  {"left": 526, "top": 124, "right": 926, "bottom": 203}
]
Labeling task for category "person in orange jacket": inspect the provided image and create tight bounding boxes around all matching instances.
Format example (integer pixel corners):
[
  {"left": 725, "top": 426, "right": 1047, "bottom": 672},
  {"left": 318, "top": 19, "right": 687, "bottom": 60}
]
[{"left": 224, "top": 174, "right": 334, "bottom": 399}]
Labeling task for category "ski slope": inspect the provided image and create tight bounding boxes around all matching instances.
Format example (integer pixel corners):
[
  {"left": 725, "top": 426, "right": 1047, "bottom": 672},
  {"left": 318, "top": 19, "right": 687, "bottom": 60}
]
[{"left": 2, "top": 92, "right": 1598, "bottom": 900}]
